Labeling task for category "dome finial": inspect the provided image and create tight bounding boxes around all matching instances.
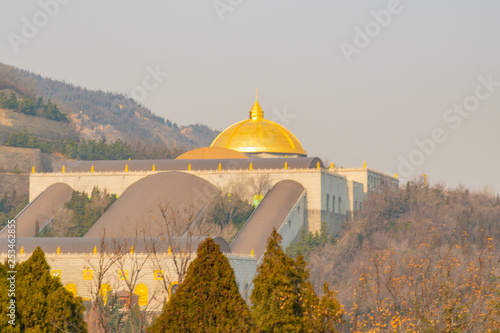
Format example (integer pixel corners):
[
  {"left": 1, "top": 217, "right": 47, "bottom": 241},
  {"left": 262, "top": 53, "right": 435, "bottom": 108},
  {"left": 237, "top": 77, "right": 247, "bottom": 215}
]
[{"left": 250, "top": 90, "right": 264, "bottom": 120}]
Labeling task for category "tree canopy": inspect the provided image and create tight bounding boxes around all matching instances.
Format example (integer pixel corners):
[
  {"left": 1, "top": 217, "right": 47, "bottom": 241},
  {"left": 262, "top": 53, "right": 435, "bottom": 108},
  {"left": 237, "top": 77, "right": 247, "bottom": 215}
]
[
  {"left": 250, "top": 229, "right": 343, "bottom": 332},
  {"left": 0, "top": 247, "right": 87, "bottom": 332},
  {"left": 0, "top": 91, "right": 67, "bottom": 121},
  {"left": 148, "top": 238, "right": 254, "bottom": 333}
]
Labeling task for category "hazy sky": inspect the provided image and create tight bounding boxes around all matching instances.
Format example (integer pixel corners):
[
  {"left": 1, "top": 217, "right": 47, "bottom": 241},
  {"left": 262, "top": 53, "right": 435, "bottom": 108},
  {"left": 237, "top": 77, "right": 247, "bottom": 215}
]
[{"left": 1, "top": 0, "right": 500, "bottom": 192}]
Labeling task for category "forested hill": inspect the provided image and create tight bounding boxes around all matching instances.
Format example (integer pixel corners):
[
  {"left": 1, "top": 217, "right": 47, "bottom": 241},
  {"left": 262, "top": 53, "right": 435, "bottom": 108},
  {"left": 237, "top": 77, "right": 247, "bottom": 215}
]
[{"left": 0, "top": 63, "right": 219, "bottom": 149}]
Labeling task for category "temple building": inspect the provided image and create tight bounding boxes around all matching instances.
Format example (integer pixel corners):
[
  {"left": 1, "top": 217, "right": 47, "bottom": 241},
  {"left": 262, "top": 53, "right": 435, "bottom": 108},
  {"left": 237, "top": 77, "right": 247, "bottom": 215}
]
[{"left": 0, "top": 95, "right": 398, "bottom": 310}]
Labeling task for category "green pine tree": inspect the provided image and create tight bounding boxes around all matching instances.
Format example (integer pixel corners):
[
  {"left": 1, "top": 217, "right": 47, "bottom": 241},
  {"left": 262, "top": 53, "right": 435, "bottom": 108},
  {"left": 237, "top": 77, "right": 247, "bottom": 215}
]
[
  {"left": 6, "top": 247, "right": 87, "bottom": 332},
  {"left": 5, "top": 91, "right": 18, "bottom": 110},
  {"left": 0, "top": 261, "right": 19, "bottom": 332},
  {"left": 0, "top": 91, "right": 6, "bottom": 108},
  {"left": 148, "top": 238, "right": 255, "bottom": 333},
  {"left": 250, "top": 229, "right": 343, "bottom": 332},
  {"left": 18, "top": 98, "right": 36, "bottom": 115},
  {"left": 250, "top": 229, "right": 308, "bottom": 332}
]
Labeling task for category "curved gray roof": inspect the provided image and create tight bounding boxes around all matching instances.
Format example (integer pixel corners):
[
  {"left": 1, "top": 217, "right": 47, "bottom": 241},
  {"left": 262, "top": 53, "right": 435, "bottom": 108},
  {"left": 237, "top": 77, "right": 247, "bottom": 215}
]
[
  {"left": 230, "top": 179, "right": 305, "bottom": 259},
  {"left": 54, "top": 157, "right": 323, "bottom": 173},
  {"left": 0, "top": 236, "right": 230, "bottom": 254},
  {"left": 84, "top": 172, "right": 217, "bottom": 238},
  {"left": 0, "top": 183, "right": 73, "bottom": 238}
]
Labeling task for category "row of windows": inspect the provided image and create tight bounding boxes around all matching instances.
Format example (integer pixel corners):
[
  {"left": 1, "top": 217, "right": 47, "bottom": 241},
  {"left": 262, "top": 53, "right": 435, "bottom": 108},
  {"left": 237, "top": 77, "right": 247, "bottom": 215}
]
[
  {"left": 368, "top": 174, "right": 380, "bottom": 189},
  {"left": 325, "top": 194, "right": 341, "bottom": 213},
  {"left": 325, "top": 195, "right": 364, "bottom": 212},
  {"left": 354, "top": 201, "right": 362, "bottom": 211},
  {"left": 64, "top": 281, "right": 179, "bottom": 306}
]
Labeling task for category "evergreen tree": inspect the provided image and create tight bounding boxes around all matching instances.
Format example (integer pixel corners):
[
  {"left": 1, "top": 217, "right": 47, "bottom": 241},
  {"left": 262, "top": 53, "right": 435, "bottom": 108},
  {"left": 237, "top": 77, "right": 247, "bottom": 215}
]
[
  {"left": 0, "top": 91, "right": 6, "bottom": 108},
  {"left": 7, "top": 247, "right": 87, "bottom": 332},
  {"left": 18, "top": 98, "right": 36, "bottom": 115},
  {"left": 148, "top": 238, "right": 254, "bottom": 333},
  {"left": 286, "top": 222, "right": 329, "bottom": 259},
  {"left": 0, "top": 261, "right": 18, "bottom": 332},
  {"left": 250, "top": 229, "right": 343, "bottom": 332},
  {"left": 42, "top": 99, "right": 67, "bottom": 121},
  {"left": 36, "top": 96, "right": 43, "bottom": 109},
  {"left": 5, "top": 91, "right": 18, "bottom": 109},
  {"left": 250, "top": 229, "right": 309, "bottom": 332}
]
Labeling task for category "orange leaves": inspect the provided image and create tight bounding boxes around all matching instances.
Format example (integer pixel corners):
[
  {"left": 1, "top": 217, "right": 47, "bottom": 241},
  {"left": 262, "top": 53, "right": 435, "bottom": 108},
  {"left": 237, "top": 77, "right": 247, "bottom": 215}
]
[{"left": 346, "top": 233, "right": 500, "bottom": 332}]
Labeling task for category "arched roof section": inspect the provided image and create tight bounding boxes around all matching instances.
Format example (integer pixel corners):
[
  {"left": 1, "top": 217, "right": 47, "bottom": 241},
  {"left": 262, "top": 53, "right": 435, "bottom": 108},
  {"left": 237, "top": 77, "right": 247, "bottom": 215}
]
[
  {"left": 84, "top": 172, "right": 218, "bottom": 238},
  {"left": 230, "top": 179, "right": 305, "bottom": 259},
  {"left": 0, "top": 183, "right": 73, "bottom": 238}
]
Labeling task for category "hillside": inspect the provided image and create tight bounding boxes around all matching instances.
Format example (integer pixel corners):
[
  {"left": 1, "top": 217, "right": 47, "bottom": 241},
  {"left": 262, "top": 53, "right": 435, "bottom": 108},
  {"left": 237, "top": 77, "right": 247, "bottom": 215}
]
[
  {"left": 0, "top": 62, "right": 220, "bottom": 223},
  {"left": 290, "top": 179, "right": 500, "bottom": 330},
  {"left": 0, "top": 108, "right": 76, "bottom": 146},
  {"left": 0, "top": 63, "right": 219, "bottom": 148}
]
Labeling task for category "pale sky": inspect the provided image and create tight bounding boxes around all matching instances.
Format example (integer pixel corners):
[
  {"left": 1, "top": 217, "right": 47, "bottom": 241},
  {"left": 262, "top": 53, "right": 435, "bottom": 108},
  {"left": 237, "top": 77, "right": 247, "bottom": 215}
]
[{"left": 1, "top": 0, "right": 500, "bottom": 192}]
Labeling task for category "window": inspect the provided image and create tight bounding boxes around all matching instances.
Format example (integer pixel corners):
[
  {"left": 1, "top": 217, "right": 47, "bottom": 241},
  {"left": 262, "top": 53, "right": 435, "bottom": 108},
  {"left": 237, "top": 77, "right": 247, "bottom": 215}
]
[
  {"left": 99, "top": 284, "right": 112, "bottom": 305},
  {"left": 134, "top": 283, "right": 148, "bottom": 306},
  {"left": 338, "top": 197, "right": 341, "bottom": 213},
  {"left": 169, "top": 282, "right": 179, "bottom": 299},
  {"left": 65, "top": 283, "right": 77, "bottom": 298},
  {"left": 332, "top": 196, "right": 336, "bottom": 213},
  {"left": 326, "top": 194, "right": 329, "bottom": 211}
]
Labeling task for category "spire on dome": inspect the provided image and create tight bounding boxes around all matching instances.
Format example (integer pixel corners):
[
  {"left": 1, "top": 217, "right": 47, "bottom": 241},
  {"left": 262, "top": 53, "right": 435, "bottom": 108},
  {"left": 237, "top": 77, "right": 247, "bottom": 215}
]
[{"left": 249, "top": 89, "right": 264, "bottom": 120}]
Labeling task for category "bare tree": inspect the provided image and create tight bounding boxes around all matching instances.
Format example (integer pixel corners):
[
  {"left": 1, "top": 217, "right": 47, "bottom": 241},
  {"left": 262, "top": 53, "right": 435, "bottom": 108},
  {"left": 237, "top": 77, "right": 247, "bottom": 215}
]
[
  {"left": 113, "top": 236, "right": 162, "bottom": 333},
  {"left": 0, "top": 63, "right": 37, "bottom": 99},
  {"left": 146, "top": 201, "right": 213, "bottom": 305},
  {"left": 50, "top": 207, "right": 75, "bottom": 236},
  {"left": 83, "top": 236, "right": 127, "bottom": 333}
]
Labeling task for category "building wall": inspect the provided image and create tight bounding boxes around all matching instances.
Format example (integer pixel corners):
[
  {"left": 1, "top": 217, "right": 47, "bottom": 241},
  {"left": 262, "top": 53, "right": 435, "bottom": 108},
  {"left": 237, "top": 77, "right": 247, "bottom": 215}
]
[
  {"left": 336, "top": 168, "right": 399, "bottom": 194},
  {"left": 5, "top": 251, "right": 256, "bottom": 311},
  {"left": 29, "top": 171, "right": 148, "bottom": 201},
  {"left": 197, "top": 169, "right": 326, "bottom": 233},
  {"left": 29, "top": 166, "right": 389, "bottom": 236},
  {"left": 345, "top": 180, "right": 366, "bottom": 215},
  {"left": 30, "top": 168, "right": 346, "bottom": 234},
  {"left": 319, "top": 171, "right": 349, "bottom": 234},
  {"left": 277, "top": 193, "right": 307, "bottom": 253}
]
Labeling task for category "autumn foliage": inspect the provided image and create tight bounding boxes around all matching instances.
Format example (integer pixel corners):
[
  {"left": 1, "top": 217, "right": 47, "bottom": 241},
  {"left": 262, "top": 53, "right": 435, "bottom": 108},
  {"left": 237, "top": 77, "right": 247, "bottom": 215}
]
[{"left": 308, "top": 178, "right": 500, "bottom": 331}]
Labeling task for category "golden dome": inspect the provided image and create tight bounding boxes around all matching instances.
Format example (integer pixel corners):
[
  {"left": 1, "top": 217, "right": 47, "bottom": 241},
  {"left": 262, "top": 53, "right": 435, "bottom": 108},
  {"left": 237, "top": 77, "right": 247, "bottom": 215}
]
[{"left": 210, "top": 96, "right": 307, "bottom": 156}]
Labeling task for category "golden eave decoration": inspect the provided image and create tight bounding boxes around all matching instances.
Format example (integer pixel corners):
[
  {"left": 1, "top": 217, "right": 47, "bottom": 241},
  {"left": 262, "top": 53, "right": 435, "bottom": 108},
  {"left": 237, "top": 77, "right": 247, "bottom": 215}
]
[{"left": 210, "top": 93, "right": 307, "bottom": 156}]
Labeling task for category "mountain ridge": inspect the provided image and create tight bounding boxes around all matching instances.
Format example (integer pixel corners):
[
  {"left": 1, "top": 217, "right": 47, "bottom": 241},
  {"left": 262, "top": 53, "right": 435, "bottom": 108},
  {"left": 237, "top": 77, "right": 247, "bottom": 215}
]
[{"left": 0, "top": 62, "right": 220, "bottom": 149}]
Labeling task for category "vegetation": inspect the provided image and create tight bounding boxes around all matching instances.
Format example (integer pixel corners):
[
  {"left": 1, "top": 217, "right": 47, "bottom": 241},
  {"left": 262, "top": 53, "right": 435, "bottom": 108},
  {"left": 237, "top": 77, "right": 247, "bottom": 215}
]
[
  {"left": 207, "top": 191, "right": 254, "bottom": 230},
  {"left": 0, "top": 63, "right": 219, "bottom": 149},
  {"left": 250, "top": 229, "right": 343, "bottom": 332},
  {"left": 286, "top": 221, "right": 330, "bottom": 259},
  {"left": 5, "top": 181, "right": 500, "bottom": 331},
  {"left": 149, "top": 238, "right": 255, "bottom": 332},
  {"left": 5, "top": 129, "right": 188, "bottom": 160},
  {"left": 5, "top": 130, "right": 135, "bottom": 160},
  {"left": 0, "top": 247, "right": 87, "bottom": 332},
  {"left": 40, "top": 187, "right": 117, "bottom": 237},
  {"left": 306, "top": 179, "right": 500, "bottom": 331},
  {"left": 0, "top": 191, "right": 28, "bottom": 229},
  {"left": 0, "top": 91, "right": 67, "bottom": 121}
]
